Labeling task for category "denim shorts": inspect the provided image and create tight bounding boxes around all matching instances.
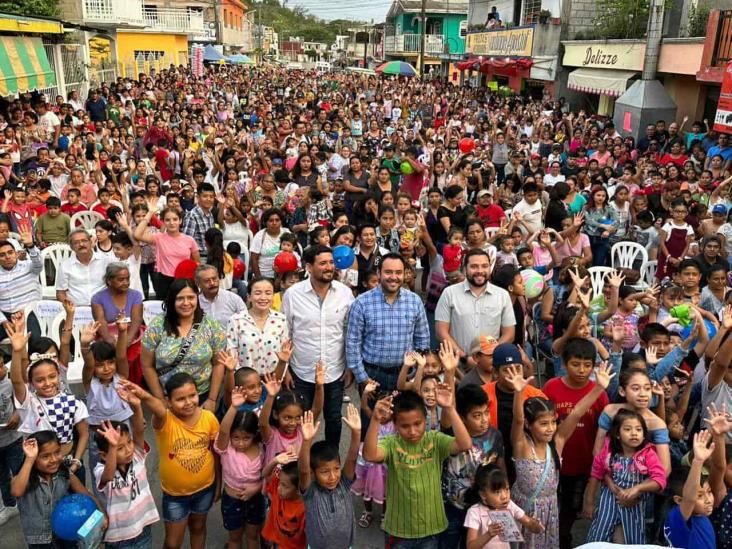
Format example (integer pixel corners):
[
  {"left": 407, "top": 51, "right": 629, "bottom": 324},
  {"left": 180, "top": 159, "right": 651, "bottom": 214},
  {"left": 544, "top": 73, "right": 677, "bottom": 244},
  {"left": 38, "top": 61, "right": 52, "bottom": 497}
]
[
  {"left": 221, "top": 490, "right": 266, "bottom": 530},
  {"left": 162, "top": 483, "right": 216, "bottom": 523},
  {"left": 105, "top": 525, "right": 153, "bottom": 548}
]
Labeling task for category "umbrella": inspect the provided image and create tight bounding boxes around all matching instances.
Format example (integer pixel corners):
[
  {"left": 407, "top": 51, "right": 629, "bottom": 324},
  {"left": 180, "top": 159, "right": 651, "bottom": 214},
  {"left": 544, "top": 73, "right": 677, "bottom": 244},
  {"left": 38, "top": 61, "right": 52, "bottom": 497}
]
[
  {"left": 375, "top": 60, "right": 417, "bottom": 77},
  {"left": 202, "top": 45, "right": 226, "bottom": 63},
  {"left": 227, "top": 54, "right": 255, "bottom": 64}
]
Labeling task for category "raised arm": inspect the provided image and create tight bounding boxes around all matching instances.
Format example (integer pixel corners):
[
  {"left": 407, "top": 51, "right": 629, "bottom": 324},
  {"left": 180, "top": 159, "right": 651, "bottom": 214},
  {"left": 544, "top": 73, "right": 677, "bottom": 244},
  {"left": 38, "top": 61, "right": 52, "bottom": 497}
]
[
  {"left": 259, "top": 372, "right": 281, "bottom": 443},
  {"left": 298, "top": 410, "right": 320, "bottom": 492},
  {"left": 363, "top": 395, "right": 392, "bottom": 463}
]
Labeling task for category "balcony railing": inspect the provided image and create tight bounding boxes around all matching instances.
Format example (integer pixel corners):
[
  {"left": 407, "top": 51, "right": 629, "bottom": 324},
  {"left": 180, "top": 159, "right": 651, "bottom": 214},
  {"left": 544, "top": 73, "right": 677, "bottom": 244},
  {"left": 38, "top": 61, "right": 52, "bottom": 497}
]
[
  {"left": 82, "top": 0, "right": 144, "bottom": 26},
  {"left": 142, "top": 7, "right": 205, "bottom": 33},
  {"left": 384, "top": 33, "right": 444, "bottom": 54},
  {"left": 712, "top": 10, "right": 732, "bottom": 67}
]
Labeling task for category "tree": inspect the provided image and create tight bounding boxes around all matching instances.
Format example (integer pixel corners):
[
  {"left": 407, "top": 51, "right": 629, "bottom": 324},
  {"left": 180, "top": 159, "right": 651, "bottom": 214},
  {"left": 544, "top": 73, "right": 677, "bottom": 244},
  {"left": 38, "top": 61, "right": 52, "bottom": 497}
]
[
  {"left": 592, "top": 0, "right": 650, "bottom": 40},
  {"left": 0, "top": 0, "right": 59, "bottom": 18}
]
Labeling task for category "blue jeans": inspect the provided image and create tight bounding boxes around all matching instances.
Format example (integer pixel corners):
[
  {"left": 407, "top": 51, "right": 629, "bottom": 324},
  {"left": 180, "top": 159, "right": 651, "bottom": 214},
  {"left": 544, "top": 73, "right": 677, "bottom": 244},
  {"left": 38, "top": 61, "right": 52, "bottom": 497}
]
[
  {"left": 162, "top": 482, "right": 216, "bottom": 523},
  {"left": 292, "top": 372, "right": 344, "bottom": 447},
  {"left": 388, "top": 534, "right": 439, "bottom": 549},
  {"left": 589, "top": 234, "right": 611, "bottom": 267},
  {"left": 439, "top": 502, "right": 467, "bottom": 549},
  {"left": 105, "top": 525, "right": 153, "bottom": 548},
  {"left": 0, "top": 438, "right": 24, "bottom": 506}
]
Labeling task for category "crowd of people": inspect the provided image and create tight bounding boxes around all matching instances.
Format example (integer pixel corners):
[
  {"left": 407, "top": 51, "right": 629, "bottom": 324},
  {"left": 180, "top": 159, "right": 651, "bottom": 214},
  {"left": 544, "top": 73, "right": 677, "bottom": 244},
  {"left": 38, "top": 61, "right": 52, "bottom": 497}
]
[{"left": 0, "top": 62, "right": 729, "bottom": 549}]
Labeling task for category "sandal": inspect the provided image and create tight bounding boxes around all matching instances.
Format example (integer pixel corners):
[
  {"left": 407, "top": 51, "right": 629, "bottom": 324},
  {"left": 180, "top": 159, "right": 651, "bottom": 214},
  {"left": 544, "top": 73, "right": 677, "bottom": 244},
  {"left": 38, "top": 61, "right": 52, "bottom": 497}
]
[{"left": 358, "top": 510, "right": 373, "bottom": 528}]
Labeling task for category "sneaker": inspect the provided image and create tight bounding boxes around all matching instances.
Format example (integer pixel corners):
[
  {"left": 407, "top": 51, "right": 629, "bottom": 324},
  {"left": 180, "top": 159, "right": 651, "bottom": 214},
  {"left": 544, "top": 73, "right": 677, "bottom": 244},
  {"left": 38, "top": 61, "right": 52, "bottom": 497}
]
[{"left": 0, "top": 506, "right": 19, "bottom": 525}]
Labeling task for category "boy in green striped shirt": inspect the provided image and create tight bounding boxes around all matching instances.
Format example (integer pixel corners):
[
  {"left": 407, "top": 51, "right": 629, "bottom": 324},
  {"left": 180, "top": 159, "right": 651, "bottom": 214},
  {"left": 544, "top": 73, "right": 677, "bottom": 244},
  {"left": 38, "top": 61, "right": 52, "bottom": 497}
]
[{"left": 363, "top": 382, "right": 472, "bottom": 548}]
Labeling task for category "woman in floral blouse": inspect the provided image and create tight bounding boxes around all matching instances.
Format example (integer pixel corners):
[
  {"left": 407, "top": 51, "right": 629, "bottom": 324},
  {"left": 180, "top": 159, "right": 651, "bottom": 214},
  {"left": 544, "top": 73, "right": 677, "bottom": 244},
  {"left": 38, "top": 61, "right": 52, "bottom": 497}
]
[
  {"left": 141, "top": 278, "right": 226, "bottom": 411},
  {"left": 225, "top": 277, "right": 289, "bottom": 375}
]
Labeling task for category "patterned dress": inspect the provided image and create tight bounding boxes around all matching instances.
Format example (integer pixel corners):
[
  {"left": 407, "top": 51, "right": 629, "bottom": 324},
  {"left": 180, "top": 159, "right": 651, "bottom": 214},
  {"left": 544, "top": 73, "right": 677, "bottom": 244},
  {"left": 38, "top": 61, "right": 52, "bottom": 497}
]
[{"left": 511, "top": 440, "right": 559, "bottom": 549}]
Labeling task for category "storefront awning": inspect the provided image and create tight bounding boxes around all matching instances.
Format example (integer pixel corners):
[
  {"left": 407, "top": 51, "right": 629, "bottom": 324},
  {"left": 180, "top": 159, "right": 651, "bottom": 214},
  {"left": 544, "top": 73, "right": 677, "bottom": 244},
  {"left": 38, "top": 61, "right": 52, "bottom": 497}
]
[
  {"left": 567, "top": 68, "right": 637, "bottom": 97},
  {"left": 0, "top": 36, "right": 56, "bottom": 96}
]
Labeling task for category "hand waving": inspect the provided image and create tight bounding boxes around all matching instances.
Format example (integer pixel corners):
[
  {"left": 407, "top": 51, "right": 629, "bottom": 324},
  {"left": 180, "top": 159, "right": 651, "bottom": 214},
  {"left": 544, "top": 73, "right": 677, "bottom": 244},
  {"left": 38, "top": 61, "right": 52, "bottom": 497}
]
[
  {"left": 504, "top": 364, "right": 531, "bottom": 393},
  {"left": 342, "top": 403, "right": 361, "bottom": 432},
  {"left": 301, "top": 410, "right": 320, "bottom": 441}
]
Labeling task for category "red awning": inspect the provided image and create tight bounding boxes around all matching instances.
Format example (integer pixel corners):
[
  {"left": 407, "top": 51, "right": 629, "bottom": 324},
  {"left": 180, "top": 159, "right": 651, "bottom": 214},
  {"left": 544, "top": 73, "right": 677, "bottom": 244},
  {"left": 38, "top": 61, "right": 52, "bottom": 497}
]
[
  {"left": 457, "top": 57, "right": 481, "bottom": 71},
  {"left": 479, "top": 57, "right": 533, "bottom": 76}
]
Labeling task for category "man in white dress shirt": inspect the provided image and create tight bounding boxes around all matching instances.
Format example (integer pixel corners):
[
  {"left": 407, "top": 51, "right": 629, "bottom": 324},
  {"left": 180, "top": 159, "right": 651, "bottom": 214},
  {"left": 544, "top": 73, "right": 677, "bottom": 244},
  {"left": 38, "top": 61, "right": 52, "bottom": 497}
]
[
  {"left": 281, "top": 245, "right": 354, "bottom": 446},
  {"left": 56, "top": 229, "right": 111, "bottom": 306},
  {"left": 195, "top": 264, "right": 245, "bottom": 325}
]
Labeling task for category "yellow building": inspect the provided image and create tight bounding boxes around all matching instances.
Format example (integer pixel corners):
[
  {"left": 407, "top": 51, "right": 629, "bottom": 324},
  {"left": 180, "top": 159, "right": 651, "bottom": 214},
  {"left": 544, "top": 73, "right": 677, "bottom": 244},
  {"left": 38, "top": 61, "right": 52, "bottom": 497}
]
[{"left": 116, "top": 31, "right": 189, "bottom": 77}]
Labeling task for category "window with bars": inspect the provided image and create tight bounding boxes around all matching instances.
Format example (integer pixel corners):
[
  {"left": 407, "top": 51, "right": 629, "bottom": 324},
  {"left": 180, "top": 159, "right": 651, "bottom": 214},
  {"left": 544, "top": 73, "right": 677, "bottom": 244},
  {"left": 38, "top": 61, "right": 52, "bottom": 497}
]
[{"left": 522, "top": 0, "right": 543, "bottom": 24}]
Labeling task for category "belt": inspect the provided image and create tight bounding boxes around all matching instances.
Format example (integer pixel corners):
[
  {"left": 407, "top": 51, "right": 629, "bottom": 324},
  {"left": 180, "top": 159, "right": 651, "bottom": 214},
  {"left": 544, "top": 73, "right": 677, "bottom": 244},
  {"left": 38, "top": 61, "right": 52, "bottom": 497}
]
[{"left": 363, "top": 361, "right": 400, "bottom": 373}]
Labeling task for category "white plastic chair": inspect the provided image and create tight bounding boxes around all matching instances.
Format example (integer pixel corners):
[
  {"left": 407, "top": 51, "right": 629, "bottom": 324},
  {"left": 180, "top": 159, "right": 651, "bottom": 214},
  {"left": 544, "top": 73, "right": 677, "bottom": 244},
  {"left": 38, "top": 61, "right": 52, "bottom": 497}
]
[
  {"left": 66, "top": 306, "right": 95, "bottom": 385},
  {"left": 70, "top": 210, "right": 104, "bottom": 230},
  {"left": 40, "top": 244, "right": 73, "bottom": 299},
  {"left": 642, "top": 260, "right": 658, "bottom": 287},
  {"left": 588, "top": 266, "right": 613, "bottom": 299},
  {"left": 484, "top": 227, "right": 500, "bottom": 240},
  {"left": 143, "top": 300, "right": 164, "bottom": 325},
  {"left": 23, "top": 300, "right": 65, "bottom": 338},
  {"left": 611, "top": 242, "right": 649, "bottom": 271}
]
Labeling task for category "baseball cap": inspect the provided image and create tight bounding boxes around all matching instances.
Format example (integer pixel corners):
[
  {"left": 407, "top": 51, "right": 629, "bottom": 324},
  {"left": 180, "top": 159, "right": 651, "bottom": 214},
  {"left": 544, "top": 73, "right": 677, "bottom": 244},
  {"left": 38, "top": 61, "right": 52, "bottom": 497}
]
[
  {"left": 383, "top": 143, "right": 395, "bottom": 151},
  {"left": 492, "top": 343, "right": 522, "bottom": 368},
  {"left": 477, "top": 189, "right": 493, "bottom": 198},
  {"left": 530, "top": 152, "right": 540, "bottom": 159},
  {"left": 712, "top": 204, "right": 727, "bottom": 215},
  {"left": 470, "top": 335, "right": 498, "bottom": 356},
  {"left": 214, "top": 137, "right": 224, "bottom": 145}
]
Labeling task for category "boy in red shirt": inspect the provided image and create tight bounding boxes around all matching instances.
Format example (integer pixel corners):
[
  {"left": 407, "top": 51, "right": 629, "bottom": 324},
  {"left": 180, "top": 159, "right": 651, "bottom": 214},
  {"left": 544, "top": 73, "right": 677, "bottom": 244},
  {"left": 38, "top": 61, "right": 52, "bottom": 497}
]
[
  {"left": 61, "top": 188, "right": 88, "bottom": 218},
  {"left": 543, "top": 337, "right": 609, "bottom": 549},
  {"left": 475, "top": 189, "right": 506, "bottom": 228}
]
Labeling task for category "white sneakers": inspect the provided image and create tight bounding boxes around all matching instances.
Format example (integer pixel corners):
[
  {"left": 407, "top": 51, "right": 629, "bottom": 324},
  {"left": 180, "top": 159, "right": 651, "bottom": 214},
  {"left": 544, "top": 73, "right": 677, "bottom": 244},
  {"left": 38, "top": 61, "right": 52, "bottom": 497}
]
[{"left": 0, "top": 505, "right": 19, "bottom": 525}]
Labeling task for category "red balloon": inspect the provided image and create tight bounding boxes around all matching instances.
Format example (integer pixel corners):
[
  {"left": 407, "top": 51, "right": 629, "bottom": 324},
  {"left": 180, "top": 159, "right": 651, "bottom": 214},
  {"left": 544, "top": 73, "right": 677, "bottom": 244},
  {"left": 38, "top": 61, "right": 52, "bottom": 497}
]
[
  {"left": 273, "top": 252, "right": 298, "bottom": 274},
  {"left": 459, "top": 137, "right": 476, "bottom": 154},
  {"left": 232, "top": 258, "right": 245, "bottom": 279},
  {"left": 174, "top": 259, "right": 198, "bottom": 281}
]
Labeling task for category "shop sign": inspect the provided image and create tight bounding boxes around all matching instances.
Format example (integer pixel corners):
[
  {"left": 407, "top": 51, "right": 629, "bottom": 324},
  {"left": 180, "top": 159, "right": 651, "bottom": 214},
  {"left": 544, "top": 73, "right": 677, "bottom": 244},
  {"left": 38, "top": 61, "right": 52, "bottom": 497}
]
[
  {"left": 563, "top": 42, "right": 643, "bottom": 71},
  {"left": 714, "top": 61, "right": 732, "bottom": 135},
  {"left": 466, "top": 27, "right": 534, "bottom": 57}
]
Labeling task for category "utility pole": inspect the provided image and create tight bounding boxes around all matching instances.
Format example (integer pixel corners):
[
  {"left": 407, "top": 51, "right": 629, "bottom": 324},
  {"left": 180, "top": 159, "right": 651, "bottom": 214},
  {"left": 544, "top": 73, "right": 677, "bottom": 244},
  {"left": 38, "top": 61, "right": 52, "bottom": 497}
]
[
  {"left": 419, "top": 0, "right": 426, "bottom": 77},
  {"left": 363, "top": 28, "right": 369, "bottom": 69},
  {"left": 257, "top": 6, "right": 262, "bottom": 62}
]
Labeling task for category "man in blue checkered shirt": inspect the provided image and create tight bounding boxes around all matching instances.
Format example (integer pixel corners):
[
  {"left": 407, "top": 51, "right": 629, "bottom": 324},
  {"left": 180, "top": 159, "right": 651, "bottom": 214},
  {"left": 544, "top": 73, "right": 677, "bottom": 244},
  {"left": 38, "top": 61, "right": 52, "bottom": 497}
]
[{"left": 346, "top": 253, "right": 430, "bottom": 393}]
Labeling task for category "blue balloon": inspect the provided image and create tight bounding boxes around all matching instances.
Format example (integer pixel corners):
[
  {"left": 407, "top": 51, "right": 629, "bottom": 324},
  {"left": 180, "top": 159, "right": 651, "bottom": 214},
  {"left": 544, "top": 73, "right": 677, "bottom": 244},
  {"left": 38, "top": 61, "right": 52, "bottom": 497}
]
[
  {"left": 680, "top": 319, "right": 716, "bottom": 343},
  {"left": 52, "top": 494, "right": 97, "bottom": 541},
  {"left": 332, "top": 245, "right": 356, "bottom": 270}
]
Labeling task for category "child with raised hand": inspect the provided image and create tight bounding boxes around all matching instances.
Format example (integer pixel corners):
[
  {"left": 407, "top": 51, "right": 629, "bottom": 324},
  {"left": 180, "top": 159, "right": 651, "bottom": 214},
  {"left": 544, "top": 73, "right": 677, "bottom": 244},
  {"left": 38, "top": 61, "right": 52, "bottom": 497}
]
[
  {"left": 7, "top": 315, "right": 89, "bottom": 481},
  {"left": 221, "top": 349, "right": 266, "bottom": 415},
  {"left": 363, "top": 384, "right": 472, "bottom": 547},
  {"left": 664, "top": 430, "right": 717, "bottom": 549},
  {"left": 583, "top": 409, "right": 667, "bottom": 544},
  {"left": 299, "top": 404, "right": 361, "bottom": 549},
  {"left": 215, "top": 386, "right": 265, "bottom": 549},
  {"left": 506, "top": 361, "right": 614, "bottom": 549},
  {"left": 11, "top": 432, "right": 106, "bottom": 547},
  {"left": 261, "top": 447, "right": 305, "bottom": 549},
  {"left": 130, "top": 373, "right": 219, "bottom": 549},
  {"left": 353, "top": 380, "right": 393, "bottom": 529},
  {"left": 94, "top": 382, "right": 159, "bottom": 546},
  {"left": 259, "top": 362, "right": 323, "bottom": 468},
  {"left": 704, "top": 404, "right": 732, "bottom": 549},
  {"left": 80, "top": 317, "right": 132, "bottom": 499},
  {"left": 463, "top": 463, "right": 543, "bottom": 549},
  {"left": 396, "top": 350, "right": 427, "bottom": 392}
]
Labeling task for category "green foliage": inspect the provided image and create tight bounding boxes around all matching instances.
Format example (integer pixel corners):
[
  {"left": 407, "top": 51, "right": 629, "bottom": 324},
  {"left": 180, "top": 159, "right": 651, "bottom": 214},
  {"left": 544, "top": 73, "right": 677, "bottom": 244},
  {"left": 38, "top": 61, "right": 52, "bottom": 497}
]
[
  {"left": 0, "top": 0, "right": 59, "bottom": 18},
  {"left": 592, "top": 0, "right": 650, "bottom": 40},
  {"left": 252, "top": 0, "right": 366, "bottom": 44},
  {"left": 685, "top": 3, "right": 710, "bottom": 37}
]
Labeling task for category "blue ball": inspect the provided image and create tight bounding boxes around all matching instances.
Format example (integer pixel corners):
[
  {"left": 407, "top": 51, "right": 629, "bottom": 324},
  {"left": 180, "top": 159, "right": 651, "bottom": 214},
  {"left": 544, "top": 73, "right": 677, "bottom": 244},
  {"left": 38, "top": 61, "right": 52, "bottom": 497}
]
[
  {"left": 51, "top": 494, "right": 97, "bottom": 541},
  {"left": 333, "top": 245, "right": 356, "bottom": 270},
  {"left": 680, "top": 319, "right": 716, "bottom": 342}
]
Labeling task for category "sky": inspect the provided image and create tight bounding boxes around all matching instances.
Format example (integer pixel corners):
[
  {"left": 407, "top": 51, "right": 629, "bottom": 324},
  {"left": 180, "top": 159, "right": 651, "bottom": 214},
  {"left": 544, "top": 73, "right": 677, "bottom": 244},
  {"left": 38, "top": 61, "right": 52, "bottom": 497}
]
[{"left": 291, "top": 0, "right": 393, "bottom": 22}]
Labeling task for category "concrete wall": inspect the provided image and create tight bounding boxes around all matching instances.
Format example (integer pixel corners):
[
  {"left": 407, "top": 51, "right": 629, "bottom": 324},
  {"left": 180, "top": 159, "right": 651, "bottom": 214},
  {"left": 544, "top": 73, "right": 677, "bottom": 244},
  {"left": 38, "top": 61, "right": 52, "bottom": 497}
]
[
  {"left": 657, "top": 38, "right": 704, "bottom": 75},
  {"left": 661, "top": 74, "right": 706, "bottom": 122},
  {"left": 58, "top": 0, "right": 83, "bottom": 22},
  {"left": 566, "top": 0, "right": 599, "bottom": 39}
]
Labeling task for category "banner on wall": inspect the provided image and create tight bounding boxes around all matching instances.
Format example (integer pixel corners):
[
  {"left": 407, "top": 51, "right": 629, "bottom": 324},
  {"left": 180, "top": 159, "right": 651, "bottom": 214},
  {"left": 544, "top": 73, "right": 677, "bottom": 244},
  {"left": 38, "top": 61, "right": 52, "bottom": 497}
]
[{"left": 713, "top": 61, "right": 732, "bottom": 135}]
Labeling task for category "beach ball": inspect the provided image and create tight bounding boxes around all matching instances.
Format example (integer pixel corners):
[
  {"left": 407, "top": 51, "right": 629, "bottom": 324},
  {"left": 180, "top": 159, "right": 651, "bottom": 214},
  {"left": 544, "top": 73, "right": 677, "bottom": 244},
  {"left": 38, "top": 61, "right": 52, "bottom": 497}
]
[
  {"left": 232, "top": 258, "right": 245, "bottom": 279},
  {"left": 273, "top": 251, "right": 298, "bottom": 274},
  {"left": 459, "top": 137, "right": 476, "bottom": 154},
  {"left": 400, "top": 161, "right": 414, "bottom": 175},
  {"left": 520, "top": 269, "right": 545, "bottom": 299},
  {"left": 333, "top": 245, "right": 356, "bottom": 270},
  {"left": 52, "top": 494, "right": 97, "bottom": 540}
]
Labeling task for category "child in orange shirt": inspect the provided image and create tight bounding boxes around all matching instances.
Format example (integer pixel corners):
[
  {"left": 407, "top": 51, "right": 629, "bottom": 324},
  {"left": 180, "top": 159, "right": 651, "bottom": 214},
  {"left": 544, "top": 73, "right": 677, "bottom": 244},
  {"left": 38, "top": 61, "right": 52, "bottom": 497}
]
[{"left": 261, "top": 448, "right": 305, "bottom": 549}]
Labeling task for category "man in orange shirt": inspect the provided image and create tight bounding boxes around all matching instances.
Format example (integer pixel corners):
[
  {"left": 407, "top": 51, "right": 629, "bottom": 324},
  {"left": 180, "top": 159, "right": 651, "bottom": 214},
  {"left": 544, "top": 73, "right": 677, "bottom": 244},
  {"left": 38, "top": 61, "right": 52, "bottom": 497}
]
[{"left": 482, "top": 343, "right": 545, "bottom": 483}]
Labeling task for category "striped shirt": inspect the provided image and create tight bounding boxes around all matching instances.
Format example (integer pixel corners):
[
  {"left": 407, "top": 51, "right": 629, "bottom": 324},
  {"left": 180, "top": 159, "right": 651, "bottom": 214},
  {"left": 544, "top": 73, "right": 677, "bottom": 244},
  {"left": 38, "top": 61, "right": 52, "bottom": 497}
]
[
  {"left": 94, "top": 445, "right": 159, "bottom": 543},
  {"left": 0, "top": 245, "right": 42, "bottom": 313},
  {"left": 346, "top": 286, "right": 430, "bottom": 383},
  {"left": 378, "top": 430, "right": 455, "bottom": 538}
]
